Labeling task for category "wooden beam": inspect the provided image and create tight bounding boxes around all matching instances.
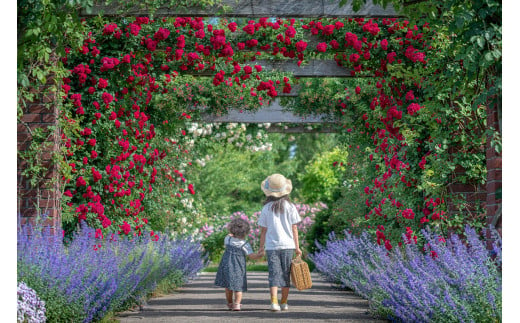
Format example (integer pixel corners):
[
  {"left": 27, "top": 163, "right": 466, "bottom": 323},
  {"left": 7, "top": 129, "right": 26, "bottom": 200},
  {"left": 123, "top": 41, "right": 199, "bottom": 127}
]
[
  {"left": 199, "top": 99, "right": 335, "bottom": 123},
  {"left": 81, "top": 0, "right": 399, "bottom": 18},
  {"left": 266, "top": 125, "right": 338, "bottom": 133},
  {"left": 193, "top": 59, "right": 357, "bottom": 78}
]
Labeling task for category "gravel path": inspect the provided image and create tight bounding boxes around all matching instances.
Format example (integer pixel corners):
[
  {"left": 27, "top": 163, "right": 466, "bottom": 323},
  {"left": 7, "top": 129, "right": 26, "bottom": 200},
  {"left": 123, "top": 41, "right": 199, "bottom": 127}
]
[{"left": 117, "top": 271, "right": 387, "bottom": 322}]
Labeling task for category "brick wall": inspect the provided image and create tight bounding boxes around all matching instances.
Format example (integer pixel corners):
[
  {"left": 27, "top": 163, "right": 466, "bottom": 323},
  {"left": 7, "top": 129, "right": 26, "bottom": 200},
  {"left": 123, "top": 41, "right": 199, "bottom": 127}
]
[
  {"left": 486, "top": 103, "right": 502, "bottom": 241},
  {"left": 17, "top": 85, "right": 61, "bottom": 234}
]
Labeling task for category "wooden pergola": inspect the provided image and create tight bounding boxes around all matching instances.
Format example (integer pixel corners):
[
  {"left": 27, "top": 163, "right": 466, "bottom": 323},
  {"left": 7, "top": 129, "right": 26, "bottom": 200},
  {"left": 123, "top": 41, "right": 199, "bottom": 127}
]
[{"left": 81, "top": 0, "right": 399, "bottom": 130}]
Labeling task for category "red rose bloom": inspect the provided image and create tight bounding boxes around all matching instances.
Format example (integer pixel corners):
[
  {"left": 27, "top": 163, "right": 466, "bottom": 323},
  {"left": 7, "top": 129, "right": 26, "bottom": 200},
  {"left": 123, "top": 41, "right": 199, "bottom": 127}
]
[
  {"left": 76, "top": 176, "right": 87, "bottom": 187},
  {"left": 102, "top": 92, "right": 113, "bottom": 104},
  {"left": 242, "top": 24, "right": 255, "bottom": 35},
  {"left": 295, "top": 40, "right": 307, "bottom": 52},
  {"left": 98, "top": 78, "right": 108, "bottom": 89},
  {"left": 120, "top": 221, "right": 131, "bottom": 235},
  {"left": 228, "top": 22, "right": 237, "bottom": 32},
  {"left": 316, "top": 42, "right": 327, "bottom": 52}
]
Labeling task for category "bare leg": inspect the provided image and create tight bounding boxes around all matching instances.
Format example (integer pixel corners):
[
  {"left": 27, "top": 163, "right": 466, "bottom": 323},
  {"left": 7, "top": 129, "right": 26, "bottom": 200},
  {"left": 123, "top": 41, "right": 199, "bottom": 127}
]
[
  {"left": 281, "top": 287, "right": 290, "bottom": 303},
  {"left": 234, "top": 291, "right": 243, "bottom": 304},
  {"left": 270, "top": 286, "right": 278, "bottom": 303},
  {"left": 225, "top": 288, "right": 233, "bottom": 304}
]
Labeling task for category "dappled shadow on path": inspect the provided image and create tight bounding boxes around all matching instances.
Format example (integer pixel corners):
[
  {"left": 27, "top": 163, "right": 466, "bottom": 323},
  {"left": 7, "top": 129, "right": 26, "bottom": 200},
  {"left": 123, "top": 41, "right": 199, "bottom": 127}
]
[{"left": 117, "top": 272, "right": 388, "bottom": 322}]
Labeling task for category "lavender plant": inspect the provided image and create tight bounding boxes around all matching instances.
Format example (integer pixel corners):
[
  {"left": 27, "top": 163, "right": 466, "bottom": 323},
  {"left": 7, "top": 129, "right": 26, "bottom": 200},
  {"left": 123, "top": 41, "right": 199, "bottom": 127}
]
[
  {"left": 17, "top": 223, "right": 206, "bottom": 323},
  {"left": 17, "top": 281, "right": 46, "bottom": 323},
  {"left": 312, "top": 226, "right": 501, "bottom": 322}
]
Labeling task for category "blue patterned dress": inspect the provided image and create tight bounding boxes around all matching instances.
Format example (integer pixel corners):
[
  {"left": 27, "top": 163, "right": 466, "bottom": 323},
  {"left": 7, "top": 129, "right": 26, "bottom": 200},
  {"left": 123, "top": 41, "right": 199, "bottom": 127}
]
[{"left": 214, "top": 236, "right": 252, "bottom": 292}]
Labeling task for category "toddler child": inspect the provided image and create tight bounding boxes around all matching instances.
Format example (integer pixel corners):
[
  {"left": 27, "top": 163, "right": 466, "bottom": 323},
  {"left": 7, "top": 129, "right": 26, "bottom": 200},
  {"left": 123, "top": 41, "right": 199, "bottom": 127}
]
[{"left": 214, "top": 218, "right": 263, "bottom": 311}]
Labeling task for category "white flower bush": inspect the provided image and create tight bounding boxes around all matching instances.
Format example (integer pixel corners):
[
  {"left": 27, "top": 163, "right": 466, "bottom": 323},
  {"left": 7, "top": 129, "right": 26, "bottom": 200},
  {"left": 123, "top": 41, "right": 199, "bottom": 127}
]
[{"left": 17, "top": 282, "right": 46, "bottom": 323}]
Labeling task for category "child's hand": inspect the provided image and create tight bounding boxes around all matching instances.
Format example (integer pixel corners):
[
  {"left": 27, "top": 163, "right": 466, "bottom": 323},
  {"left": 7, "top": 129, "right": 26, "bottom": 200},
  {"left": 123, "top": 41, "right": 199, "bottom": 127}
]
[{"left": 249, "top": 251, "right": 263, "bottom": 260}]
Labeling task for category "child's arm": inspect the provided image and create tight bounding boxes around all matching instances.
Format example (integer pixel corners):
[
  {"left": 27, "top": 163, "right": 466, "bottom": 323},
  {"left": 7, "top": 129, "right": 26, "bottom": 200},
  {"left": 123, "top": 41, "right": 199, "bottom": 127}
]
[
  {"left": 259, "top": 226, "right": 267, "bottom": 253},
  {"left": 247, "top": 252, "right": 263, "bottom": 260},
  {"left": 292, "top": 224, "right": 302, "bottom": 257}
]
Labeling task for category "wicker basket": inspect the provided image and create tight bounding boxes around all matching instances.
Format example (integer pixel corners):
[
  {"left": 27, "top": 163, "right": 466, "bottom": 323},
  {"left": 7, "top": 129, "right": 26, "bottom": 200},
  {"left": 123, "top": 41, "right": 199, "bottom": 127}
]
[{"left": 290, "top": 256, "right": 312, "bottom": 291}]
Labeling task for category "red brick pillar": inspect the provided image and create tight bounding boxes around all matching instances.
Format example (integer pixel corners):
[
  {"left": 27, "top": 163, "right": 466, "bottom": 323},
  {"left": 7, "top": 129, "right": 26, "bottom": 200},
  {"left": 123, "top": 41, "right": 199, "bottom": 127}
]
[
  {"left": 17, "top": 85, "right": 62, "bottom": 234},
  {"left": 485, "top": 103, "right": 502, "bottom": 237}
]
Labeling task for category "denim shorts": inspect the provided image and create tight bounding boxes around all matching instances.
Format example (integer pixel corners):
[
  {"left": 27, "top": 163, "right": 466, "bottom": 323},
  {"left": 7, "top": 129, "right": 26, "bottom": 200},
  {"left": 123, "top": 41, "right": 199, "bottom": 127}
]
[{"left": 266, "top": 249, "right": 294, "bottom": 287}]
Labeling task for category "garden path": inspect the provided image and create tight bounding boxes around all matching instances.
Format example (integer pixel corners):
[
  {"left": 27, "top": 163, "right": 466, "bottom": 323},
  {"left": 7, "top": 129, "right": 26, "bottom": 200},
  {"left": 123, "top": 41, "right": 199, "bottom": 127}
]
[{"left": 117, "top": 271, "right": 387, "bottom": 322}]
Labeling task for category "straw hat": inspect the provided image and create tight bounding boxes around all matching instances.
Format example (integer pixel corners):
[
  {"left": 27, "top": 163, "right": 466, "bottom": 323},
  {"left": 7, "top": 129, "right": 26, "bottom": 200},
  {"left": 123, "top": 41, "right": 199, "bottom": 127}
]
[{"left": 261, "top": 174, "right": 292, "bottom": 197}]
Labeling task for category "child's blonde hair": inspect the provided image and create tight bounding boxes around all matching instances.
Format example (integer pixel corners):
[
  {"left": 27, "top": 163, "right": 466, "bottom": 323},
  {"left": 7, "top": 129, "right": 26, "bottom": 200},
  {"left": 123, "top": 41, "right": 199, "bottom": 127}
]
[{"left": 227, "top": 218, "right": 250, "bottom": 239}]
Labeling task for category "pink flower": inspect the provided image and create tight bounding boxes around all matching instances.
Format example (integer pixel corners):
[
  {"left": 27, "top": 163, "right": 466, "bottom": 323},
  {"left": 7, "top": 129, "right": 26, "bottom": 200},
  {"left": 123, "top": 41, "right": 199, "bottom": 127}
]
[
  {"left": 405, "top": 90, "right": 415, "bottom": 101},
  {"left": 355, "top": 86, "right": 361, "bottom": 94},
  {"left": 349, "top": 53, "right": 360, "bottom": 63}
]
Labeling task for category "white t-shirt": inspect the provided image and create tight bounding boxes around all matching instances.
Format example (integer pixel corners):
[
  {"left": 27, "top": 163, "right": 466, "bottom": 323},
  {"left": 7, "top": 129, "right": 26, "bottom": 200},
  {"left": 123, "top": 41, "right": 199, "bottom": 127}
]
[
  {"left": 258, "top": 200, "right": 302, "bottom": 250},
  {"left": 224, "top": 235, "right": 254, "bottom": 255}
]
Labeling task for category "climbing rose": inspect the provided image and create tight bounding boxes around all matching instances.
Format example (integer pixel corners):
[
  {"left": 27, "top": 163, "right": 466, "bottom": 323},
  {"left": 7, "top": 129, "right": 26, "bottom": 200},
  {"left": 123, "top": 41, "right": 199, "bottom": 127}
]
[
  {"left": 407, "top": 103, "right": 422, "bottom": 115},
  {"left": 227, "top": 22, "right": 237, "bottom": 32},
  {"left": 380, "top": 39, "right": 388, "bottom": 50},
  {"left": 285, "top": 26, "right": 296, "bottom": 38},
  {"left": 243, "top": 24, "right": 255, "bottom": 35},
  {"left": 102, "top": 92, "right": 113, "bottom": 104},
  {"left": 295, "top": 40, "right": 307, "bottom": 52},
  {"left": 153, "top": 27, "right": 170, "bottom": 41},
  {"left": 316, "top": 42, "right": 327, "bottom": 52},
  {"left": 402, "top": 208, "right": 415, "bottom": 220},
  {"left": 76, "top": 176, "right": 86, "bottom": 187},
  {"left": 103, "top": 23, "right": 117, "bottom": 35},
  {"left": 119, "top": 221, "right": 131, "bottom": 235}
]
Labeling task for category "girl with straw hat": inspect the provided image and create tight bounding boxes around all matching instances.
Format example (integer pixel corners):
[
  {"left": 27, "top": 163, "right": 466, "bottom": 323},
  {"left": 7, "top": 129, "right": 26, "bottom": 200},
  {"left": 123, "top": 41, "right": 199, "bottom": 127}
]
[{"left": 257, "top": 173, "right": 302, "bottom": 311}]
